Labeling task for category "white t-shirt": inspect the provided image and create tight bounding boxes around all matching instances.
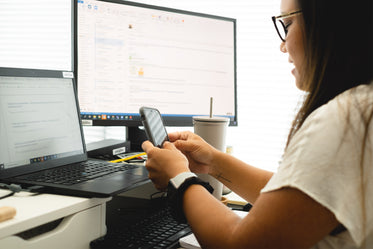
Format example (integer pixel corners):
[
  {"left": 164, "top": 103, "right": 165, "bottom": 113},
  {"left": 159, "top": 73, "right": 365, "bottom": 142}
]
[{"left": 261, "top": 83, "right": 373, "bottom": 249}]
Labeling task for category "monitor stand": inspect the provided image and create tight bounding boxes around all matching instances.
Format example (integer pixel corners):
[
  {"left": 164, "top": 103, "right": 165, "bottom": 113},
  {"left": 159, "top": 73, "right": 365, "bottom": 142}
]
[{"left": 127, "top": 126, "right": 147, "bottom": 152}]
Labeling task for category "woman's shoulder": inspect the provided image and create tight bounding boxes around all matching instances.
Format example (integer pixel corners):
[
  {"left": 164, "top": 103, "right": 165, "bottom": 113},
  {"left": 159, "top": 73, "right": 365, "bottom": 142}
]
[
  {"left": 310, "top": 82, "right": 373, "bottom": 124},
  {"left": 332, "top": 82, "right": 373, "bottom": 109},
  {"left": 287, "top": 82, "right": 373, "bottom": 156}
]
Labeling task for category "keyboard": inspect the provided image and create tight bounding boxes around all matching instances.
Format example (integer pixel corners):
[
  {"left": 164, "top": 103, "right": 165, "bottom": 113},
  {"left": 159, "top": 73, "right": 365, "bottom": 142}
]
[
  {"left": 90, "top": 205, "right": 192, "bottom": 249},
  {"left": 14, "top": 160, "right": 138, "bottom": 185}
]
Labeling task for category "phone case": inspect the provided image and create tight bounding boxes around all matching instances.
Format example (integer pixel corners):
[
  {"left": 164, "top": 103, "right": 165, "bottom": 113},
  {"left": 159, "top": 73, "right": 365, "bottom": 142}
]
[{"left": 139, "top": 107, "right": 169, "bottom": 148}]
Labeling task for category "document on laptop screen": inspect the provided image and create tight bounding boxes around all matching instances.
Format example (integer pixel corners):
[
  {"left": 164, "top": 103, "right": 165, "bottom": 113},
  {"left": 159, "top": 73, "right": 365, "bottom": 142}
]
[{"left": 0, "top": 76, "right": 84, "bottom": 169}]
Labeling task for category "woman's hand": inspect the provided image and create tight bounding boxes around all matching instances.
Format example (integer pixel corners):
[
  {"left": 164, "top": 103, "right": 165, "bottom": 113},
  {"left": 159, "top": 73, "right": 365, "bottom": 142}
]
[
  {"left": 168, "top": 131, "right": 219, "bottom": 174},
  {"left": 142, "top": 141, "right": 190, "bottom": 190}
]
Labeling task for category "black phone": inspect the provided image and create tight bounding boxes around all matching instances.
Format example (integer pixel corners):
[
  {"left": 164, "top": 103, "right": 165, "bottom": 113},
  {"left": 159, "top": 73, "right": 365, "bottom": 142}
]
[{"left": 139, "top": 107, "right": 169, "bottom": 148}]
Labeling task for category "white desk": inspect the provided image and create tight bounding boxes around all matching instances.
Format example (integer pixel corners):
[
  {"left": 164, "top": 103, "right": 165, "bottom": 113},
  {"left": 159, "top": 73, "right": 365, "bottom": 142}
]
[{"left": 0, "top": 190, "right": 111, "bottom": 249}]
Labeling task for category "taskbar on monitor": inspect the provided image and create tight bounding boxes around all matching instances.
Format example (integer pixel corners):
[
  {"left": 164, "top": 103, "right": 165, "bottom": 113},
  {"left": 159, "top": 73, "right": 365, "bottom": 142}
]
[{"left": 80, "top": 113, "right": 138, "bottom": 121}]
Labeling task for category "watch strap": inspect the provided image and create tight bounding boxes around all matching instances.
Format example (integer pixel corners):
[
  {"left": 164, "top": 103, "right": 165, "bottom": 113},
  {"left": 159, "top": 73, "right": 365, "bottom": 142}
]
[
  {"left": 169, "top": 172, "right": 197, "bottom": 189},
  {"left": 168, "top": 176, "right": 214, "bottom": 223}
]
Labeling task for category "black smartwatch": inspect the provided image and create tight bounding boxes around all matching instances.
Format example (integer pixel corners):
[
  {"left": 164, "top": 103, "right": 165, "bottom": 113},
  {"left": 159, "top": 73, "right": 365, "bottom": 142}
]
[{"left": 167, "top": 172, "right": 214, "bottom": 223}]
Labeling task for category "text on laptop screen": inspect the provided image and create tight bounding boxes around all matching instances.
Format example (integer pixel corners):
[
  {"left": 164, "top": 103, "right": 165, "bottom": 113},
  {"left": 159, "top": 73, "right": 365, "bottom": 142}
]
[{"left": 0, "top": 76, "right": 84, "bottom": 169}]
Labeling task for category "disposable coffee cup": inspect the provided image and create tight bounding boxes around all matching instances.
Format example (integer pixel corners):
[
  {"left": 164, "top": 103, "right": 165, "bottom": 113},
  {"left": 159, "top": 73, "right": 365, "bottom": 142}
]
[{"left": 193, "top": 116, "right": 229, "bottom": 200}]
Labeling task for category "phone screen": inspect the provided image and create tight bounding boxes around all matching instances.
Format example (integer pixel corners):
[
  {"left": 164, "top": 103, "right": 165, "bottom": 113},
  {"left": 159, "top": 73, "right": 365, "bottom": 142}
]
[{"left": 139, "top": 107, "right": 169, "bottom": 148}]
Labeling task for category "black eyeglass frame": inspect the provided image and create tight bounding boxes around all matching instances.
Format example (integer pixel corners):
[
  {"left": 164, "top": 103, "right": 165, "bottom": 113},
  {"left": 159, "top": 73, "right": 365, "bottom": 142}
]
[{"left": 272, "top": 10, "right": 302, "bottom": 42}]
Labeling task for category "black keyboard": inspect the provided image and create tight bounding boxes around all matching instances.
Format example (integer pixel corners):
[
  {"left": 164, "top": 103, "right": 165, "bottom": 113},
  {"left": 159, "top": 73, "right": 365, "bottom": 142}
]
[
  {"left": 15, "top": 160, "right": 138, "bottom": 185},
  {"left": 90, "top": 205, "right": 192, "bottom": 249}
]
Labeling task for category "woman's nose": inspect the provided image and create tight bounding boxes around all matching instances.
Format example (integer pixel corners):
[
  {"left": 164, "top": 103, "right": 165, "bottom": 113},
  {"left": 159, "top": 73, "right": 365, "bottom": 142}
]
[{"left": 280, "top": 42, "right": 287, "bottom": 53}]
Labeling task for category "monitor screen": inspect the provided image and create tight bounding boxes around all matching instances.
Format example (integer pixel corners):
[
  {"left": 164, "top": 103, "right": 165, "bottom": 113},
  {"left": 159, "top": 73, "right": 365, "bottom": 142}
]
[{"left": 76, "top": 0, "right": 237, "bottom": 127}]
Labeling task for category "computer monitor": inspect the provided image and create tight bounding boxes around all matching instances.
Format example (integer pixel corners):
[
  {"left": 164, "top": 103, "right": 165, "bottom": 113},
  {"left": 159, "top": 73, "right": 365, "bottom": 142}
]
[{"left": 76, "top": 0, "right": 237, "bottom": 149}]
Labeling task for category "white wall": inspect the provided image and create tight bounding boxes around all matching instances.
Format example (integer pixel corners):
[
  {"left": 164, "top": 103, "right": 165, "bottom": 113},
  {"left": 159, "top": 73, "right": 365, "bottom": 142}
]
[{"left": 83, "top": 0, "right": 304, "bottom": 172}]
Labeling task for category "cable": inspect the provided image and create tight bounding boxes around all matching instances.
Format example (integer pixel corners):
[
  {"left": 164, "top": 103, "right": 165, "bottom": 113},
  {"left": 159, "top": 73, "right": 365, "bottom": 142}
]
[
  {"left": 0, "top": 192, "right": 15, "bottom": 200},
  {"left": 109, "top": 152, "right": 146, "bottom": 163},
  {"left": 0, "top": 183, "right": 20, "bottom": 200},
  {"left": 0, "top": 183, "right": 45, "bottom": 200},
  {"left": 0, "top": 183, "right": 22, "bottom": 192},
  {"left": 150, "top": 191, "right": 166, "bottom": 200}
]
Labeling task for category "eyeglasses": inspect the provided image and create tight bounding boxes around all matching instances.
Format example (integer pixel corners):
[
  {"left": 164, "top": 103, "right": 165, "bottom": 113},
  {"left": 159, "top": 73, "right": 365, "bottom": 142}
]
[{"left": 272, "top": 10, "right": 302, "bottom": 42}]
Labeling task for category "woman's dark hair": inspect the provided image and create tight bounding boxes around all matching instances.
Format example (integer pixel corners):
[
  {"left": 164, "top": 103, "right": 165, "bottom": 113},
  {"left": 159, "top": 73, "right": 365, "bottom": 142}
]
[{"left": 287, "top": 0, "right": 373, "bottom": 144}]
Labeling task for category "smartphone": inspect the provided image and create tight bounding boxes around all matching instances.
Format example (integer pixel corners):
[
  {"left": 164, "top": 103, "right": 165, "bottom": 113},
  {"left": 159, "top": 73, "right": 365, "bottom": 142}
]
[{"left": 139, "top": 107, "right": 169, "bottom": 148}]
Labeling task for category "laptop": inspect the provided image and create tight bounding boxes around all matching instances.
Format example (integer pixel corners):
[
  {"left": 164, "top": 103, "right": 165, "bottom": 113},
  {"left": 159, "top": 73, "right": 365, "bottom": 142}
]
[{"left": 0, "top": 69, "right": 149, "bottom": 197}]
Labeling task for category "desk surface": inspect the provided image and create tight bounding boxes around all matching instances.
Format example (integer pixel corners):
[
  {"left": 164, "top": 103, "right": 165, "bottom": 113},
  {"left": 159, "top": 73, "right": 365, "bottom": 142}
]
[{"left": 0, "top": 189, "right": 111, "bottom": 240}]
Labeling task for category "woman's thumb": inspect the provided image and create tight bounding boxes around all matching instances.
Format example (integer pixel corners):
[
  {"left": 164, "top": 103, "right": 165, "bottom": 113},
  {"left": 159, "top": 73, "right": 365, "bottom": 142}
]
[{"left": 173, "top": 140, "right": 194, "bottom": 152}]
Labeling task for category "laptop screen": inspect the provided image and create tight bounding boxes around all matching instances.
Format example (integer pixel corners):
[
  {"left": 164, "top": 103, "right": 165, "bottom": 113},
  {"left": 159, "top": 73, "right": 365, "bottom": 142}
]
[{"left": 0, "top": 75, "right": 84, "bottom": 170}]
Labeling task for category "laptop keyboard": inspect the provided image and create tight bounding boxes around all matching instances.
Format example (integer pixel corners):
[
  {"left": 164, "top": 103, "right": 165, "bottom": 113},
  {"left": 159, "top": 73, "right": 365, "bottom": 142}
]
[{"left": 14, "top": 161, "right": 138, "bottom": 185}]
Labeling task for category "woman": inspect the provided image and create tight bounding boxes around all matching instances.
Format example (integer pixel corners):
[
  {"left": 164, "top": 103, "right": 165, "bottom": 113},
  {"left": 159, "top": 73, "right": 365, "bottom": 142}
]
[{"left": 142, "top": 0, "right": 373, "bottom": 248}]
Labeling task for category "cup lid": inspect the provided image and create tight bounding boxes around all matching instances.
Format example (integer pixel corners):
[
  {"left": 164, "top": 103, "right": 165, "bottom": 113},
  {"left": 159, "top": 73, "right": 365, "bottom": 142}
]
[{"left": 193, "top": 116, "right": 230, "bottom": 123}]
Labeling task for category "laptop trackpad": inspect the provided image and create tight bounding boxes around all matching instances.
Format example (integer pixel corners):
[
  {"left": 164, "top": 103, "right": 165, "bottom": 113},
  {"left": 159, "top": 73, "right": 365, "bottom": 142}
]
[{"left": 129, "top": 166, "right": 148, "bottom": 176}]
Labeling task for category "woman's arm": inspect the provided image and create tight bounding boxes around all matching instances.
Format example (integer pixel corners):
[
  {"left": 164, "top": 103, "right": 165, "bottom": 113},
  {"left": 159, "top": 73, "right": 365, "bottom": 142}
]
[
  {"left": 183, "top": 184, "right": 339, "bottom": 249},
  {"left": 170, "top": 131, "right": 273, "bottom": 203},
  {"left": 208, "top": 150, "right": 273, "bottom": 203},
  {"left": 142, "top": 133, "right": 339, "bottom": 248}
]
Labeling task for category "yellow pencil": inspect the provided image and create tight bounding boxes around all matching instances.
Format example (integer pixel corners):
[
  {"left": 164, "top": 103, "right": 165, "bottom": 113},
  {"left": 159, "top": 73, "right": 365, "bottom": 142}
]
[{"left": 109, "top": 152, "right": 146, "bottom": 163}]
